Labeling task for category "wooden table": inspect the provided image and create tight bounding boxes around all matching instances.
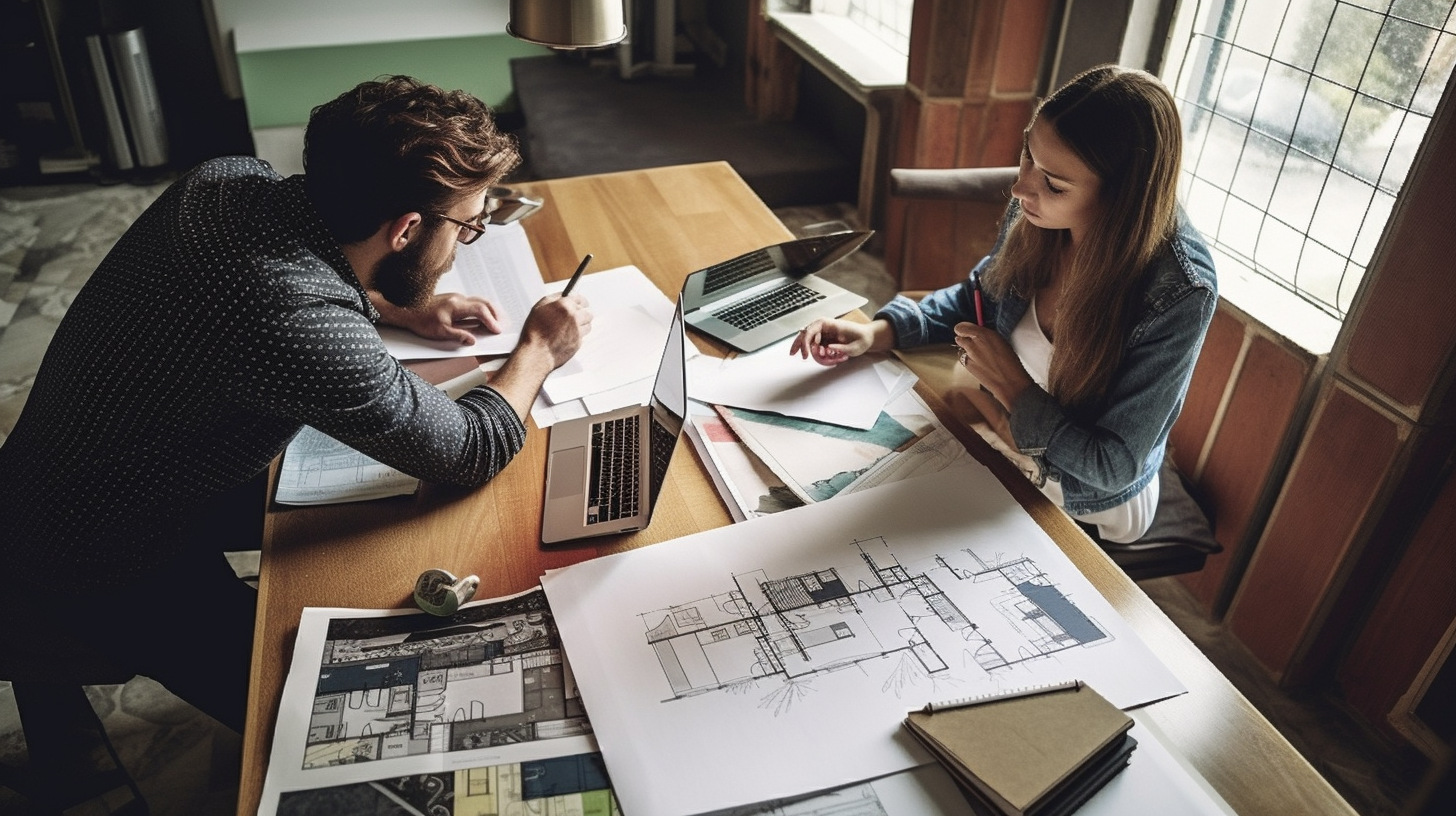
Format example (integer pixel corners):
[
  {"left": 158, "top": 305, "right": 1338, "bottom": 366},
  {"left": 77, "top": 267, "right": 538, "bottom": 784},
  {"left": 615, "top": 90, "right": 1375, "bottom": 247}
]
[{"left": 239, "top": 162, "right": 1355, "bottom": 816}]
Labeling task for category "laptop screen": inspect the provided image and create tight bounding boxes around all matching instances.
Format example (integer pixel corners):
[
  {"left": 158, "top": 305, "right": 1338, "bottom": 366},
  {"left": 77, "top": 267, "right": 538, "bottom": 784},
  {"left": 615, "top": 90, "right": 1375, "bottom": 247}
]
[{"left": 646, "top": 298, "right": 688, "bottom": 511}]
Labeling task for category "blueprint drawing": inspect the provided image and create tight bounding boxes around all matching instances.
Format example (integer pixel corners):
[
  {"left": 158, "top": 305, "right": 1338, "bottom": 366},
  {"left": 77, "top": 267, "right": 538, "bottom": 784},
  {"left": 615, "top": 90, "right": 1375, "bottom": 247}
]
[
  {"left": 542, "top": 467, "right": 1188, "bottom": 816},
  {"left": 643, "top": 536, "right": 1111, "bottom": 710}
]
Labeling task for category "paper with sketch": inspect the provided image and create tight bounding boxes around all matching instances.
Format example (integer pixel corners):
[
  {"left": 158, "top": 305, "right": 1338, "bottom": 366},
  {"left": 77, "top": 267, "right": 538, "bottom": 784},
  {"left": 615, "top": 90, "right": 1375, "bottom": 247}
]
[
  {"left": 274, "top": 425, "right": 419, "bottom": 505},
  {"left": 688, "top": 337, "right": 898, "bottom": 430},
  {"left": 256, "top": 587, "right": 602, "bottom": 815},
  {"left": 718, "top": 387, "right": 978, "bottom": 504},
  {"left": 377, "top": 221, "right": 545, "bottom": 360},
  {"left": 685, "top": 398, "right": 803, "bottom": 520},
  {"left": 540, "top": 467, "right": 1187, "bottom": 816},
  {"left": 273, "top": 366, "right": 495, "bottom": 505},
  {"left": 700, "top": 765, "right": 977, "bottom": 816}
]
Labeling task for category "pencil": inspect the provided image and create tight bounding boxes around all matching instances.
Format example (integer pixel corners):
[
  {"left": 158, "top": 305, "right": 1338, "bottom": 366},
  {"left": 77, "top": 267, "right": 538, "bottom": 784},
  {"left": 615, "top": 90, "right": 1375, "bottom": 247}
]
[{"left": 562, "top": 253, "right": 592, "bottom": 296}]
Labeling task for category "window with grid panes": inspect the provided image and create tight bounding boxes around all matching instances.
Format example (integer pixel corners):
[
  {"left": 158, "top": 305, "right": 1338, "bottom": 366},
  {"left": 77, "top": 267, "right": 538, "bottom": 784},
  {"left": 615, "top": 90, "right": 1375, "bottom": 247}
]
[{"left": 1162, "top": 0, "right": 1455, "bottom": 346}]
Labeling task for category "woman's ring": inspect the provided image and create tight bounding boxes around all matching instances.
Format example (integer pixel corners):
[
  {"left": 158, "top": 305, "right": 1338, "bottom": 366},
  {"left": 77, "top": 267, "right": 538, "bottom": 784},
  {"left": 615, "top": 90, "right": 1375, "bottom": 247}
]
[{"left": 958, "top": 349, "right": 968, "bottom": 366}]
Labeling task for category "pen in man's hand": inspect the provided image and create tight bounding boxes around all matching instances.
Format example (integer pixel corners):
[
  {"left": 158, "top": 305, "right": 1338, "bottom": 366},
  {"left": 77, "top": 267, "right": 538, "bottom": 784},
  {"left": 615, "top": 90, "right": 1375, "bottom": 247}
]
[{"left": 562, "top": 253, "right": 592, "bottom": 297}]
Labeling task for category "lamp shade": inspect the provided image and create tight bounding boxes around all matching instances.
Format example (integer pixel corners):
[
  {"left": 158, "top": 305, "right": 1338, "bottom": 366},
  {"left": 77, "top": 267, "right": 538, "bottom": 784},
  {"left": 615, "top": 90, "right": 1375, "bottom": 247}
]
[{"left": 507, "top": 0, "right": 627, "bottom": 49}]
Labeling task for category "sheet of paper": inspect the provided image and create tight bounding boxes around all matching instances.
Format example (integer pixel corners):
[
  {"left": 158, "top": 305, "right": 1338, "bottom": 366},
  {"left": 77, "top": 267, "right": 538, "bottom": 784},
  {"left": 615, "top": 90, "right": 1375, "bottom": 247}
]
[
  {"left": 540, "top": 467, "right": 1187, "bottom": 816},
  {"left": 257, "top": 587, "right": 602, "bottom": 815},
  {"left": 718, "top": 388, "right": 977, "bottom": 504},
  {"left": 274, "top": 425, "right": 419, "bottom": 505},
  {"left": 1080, "top": 714, "right": 1236, "bottom": 816},
  {"left": 698, "top": 765, "right": 977, "bottom": 816},
  {"left": 272, "top": 364, "right": 501, "bottom": 505},
  {"left": 377, "top": 221, "right": 545, "bottom": 360},
  {"left": 683, "top": 398, "right": 801, "bottom": 522},
  {"left": 539, "top": 265, "right": 677, "bottom": 404},
  {"left": 688, "top": 337, "right": 908, "bottom": 431}
]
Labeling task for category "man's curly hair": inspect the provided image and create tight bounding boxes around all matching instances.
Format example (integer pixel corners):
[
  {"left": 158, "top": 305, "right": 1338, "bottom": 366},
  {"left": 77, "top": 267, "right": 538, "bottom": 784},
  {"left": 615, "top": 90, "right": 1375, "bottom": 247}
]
[{"left": 304, "top": 76, "right": 521, "bottom": 243}]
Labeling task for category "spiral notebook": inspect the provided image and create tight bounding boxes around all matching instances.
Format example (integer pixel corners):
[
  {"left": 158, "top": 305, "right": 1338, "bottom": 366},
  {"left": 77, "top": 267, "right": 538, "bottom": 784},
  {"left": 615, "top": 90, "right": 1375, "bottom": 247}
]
[{"left": 904, "top": 681, "right": 1135, "bottom": 816}]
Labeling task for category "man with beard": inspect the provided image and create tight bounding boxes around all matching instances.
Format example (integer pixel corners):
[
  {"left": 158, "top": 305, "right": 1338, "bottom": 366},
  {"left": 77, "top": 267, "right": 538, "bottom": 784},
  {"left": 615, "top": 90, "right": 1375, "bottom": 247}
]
[{"left": 0, "top": 76, "right": 592, "bottom": 769}]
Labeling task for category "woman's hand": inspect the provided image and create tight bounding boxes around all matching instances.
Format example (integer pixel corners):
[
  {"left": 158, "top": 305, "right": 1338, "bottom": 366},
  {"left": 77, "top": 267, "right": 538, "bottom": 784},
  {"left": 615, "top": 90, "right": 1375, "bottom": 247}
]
[
  {"left": 790, "top": 318, "right": 877, "bottom": 366},
  {"left": 953, "top": 321, "right": 1036, "bottom": 410},
  {"left": 370, "top": 291, "right": 506, "bottom": 345}
]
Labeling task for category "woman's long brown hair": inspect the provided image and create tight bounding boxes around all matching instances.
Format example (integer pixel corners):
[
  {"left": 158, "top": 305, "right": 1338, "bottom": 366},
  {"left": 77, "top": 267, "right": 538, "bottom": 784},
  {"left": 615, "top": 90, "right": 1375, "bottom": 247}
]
[{"left": 983, "top": 65, "right": 1183, "bottom": 414}]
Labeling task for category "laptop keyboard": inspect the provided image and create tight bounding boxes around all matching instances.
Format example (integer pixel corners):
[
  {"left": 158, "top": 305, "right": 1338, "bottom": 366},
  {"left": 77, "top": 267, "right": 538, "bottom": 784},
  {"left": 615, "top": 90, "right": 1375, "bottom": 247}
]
[
  {"left": 702, "top": 250, "right": 776, "bottom": 294},
  {"left": 588, "top": 416, "right": 641, "bottom": 524},
  {"left": 648, "top": 415, "right": 677, "bottom": 510},
  {"left": 713, "top": 282, "right": 826, "bottom": 330}
]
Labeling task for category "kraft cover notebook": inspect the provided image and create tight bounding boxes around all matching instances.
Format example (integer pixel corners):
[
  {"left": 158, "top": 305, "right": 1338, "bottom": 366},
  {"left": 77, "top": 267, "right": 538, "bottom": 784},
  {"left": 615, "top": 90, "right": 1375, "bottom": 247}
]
[{"left": 903, "top": 681, "right": 1135, "bottom": 816}]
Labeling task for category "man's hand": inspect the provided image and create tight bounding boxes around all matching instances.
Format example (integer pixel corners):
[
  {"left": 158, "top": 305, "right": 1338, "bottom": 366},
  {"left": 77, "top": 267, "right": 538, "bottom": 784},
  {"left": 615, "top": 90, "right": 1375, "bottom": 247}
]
[
  {"left": 488, "top": 293, "right": 594, "bottom": 420},
  {"left": 515, "top": 293, "right": 593, "bottom": 370},
  {"left": 370, "top": 291, "right": 505, "bottom": 345}
]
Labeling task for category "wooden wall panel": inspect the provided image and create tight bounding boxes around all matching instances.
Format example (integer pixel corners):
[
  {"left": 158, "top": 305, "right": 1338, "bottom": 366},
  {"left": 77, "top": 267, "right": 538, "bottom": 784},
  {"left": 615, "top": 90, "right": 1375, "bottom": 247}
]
[
  {"left": 886, "top": 0, "right": 1056, "bottom": 289},
  {"left": 1227, "top": 384, "right": 1402, "bottom": 679},
  {"left": 992, "top": 0, "right": 1052, "bottom": 94},
  {"left": 1342, "top": 89, "right": 1456, "bottom": 416},
  {"left": 922, "top": 0, "right": 975, "bottom": 97},
  {"left": 1340, "top": 464, "right": 1456, "bottom": 742},
  {"left": 1180, "top": 333, "right": 1315, "bottom": 613},
  {"left": 1168, "top": 307, "right": 1243, "bottom": 478}
]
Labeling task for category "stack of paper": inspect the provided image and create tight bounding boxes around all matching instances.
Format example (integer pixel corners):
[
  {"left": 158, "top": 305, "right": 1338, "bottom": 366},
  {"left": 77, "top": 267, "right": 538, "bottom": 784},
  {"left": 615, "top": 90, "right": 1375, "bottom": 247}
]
[
  {"left": 687, "top": 336, "right": 914, "bottom": 431},
  {"left": 682, "top": 341, "right": 978, "bottom": 513},
  {"left": 529, "top": 265, "right": 687, "bottom": 429}
]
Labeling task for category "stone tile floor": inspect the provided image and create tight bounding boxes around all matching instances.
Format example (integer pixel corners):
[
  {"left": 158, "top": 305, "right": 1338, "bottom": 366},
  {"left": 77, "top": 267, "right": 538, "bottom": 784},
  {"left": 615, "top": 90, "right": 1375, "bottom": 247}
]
[{"left": 0, "top": 179, "right": 1426, "bottom": 816}]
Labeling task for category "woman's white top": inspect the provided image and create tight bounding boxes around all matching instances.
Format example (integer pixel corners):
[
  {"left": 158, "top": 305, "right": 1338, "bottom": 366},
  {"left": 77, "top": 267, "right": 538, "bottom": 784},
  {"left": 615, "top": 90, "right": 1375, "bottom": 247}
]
[{"left": 1007, "top": 296, "right": 1159, "bottom": 543}]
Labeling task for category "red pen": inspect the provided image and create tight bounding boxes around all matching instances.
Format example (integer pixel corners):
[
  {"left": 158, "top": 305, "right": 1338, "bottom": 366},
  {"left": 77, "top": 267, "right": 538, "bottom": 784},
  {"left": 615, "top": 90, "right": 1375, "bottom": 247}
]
[{"left": 970, "top": 268, "right": 985, "bottom": 326}]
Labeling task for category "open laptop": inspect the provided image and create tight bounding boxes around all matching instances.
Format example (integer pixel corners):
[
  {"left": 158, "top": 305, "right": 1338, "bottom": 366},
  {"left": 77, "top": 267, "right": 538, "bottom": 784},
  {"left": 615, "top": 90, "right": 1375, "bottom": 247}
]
[
  {"left": 541, "top": 296, "right": 689, "bottom": 544},
  {"left": 681, "top": 230, "right": 873, "bottom": 353}
]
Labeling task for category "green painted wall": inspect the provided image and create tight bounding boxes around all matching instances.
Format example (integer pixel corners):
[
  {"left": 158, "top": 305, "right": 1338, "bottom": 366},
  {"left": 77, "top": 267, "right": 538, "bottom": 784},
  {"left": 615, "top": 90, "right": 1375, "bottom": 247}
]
[{"left": 237, "top": 34, "right": 549, "bottom": 129}]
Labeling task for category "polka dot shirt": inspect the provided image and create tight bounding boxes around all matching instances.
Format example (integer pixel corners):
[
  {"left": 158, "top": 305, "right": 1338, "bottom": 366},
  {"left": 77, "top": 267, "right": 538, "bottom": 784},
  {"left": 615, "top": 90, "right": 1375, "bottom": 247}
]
[{"left": 0, "top": 157, "right": 526, "bottom": 589}]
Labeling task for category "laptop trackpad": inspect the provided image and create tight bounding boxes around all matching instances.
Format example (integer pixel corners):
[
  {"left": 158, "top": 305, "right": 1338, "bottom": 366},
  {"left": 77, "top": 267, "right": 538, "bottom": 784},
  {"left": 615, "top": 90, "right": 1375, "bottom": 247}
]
[{"left": 548, "top": 447, "right": 587, "bottom": 499}]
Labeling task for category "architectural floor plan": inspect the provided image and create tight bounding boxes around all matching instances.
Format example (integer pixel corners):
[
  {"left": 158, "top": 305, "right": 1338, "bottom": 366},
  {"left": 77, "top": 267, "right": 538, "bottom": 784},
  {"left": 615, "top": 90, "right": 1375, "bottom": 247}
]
[
  {"left": 259, "top": 588, "right": 601, "bottom": 815},
  {"left": 543, "top": 467, "right": 1188, "bottom": 816},
  {"left": 643, "top": 536, "right": 1110, "bottom": 711},
  {"left": 299, "top": 588, "right": 589, "bottom": 769}
]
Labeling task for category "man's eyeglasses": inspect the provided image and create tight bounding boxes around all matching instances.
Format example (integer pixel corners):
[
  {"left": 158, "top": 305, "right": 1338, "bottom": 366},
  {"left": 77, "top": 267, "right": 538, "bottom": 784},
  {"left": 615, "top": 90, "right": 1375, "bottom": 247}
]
[
  {"left": 430, "top": 187, "right": 543, "bottom": 245},
  {"left": 430, "top": 212, "right": 488, "bottom": 245}
]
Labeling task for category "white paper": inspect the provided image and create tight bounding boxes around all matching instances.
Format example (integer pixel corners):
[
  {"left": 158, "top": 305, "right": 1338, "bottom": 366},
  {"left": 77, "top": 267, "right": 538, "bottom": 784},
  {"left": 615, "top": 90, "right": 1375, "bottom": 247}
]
[
  {"left": 699, "top": 765, "right": 976, "bottom": 816},
  {"left": 698, "top": 722, "right": 1234, "bottom": 816},
  {"left": 688, "top": 337, "right": 894, "bottom": 431},
  {"left": 541, "top": 467, "right": 1187, "bottom": 816},
  {"left": 377, "top": 221, "right": 546, "bottom": 360},
  {"left": 540, "top": 265, "right": 677, "bottom": 404},
  {"left": 1079, "top": 713, "right": 1237, "bottom": 816},
  {"left": 274, "top": 425, "right": 419, "bottom": 504},
  {"left": 257, "top": 587, "right": 602, "bottom": 814}
]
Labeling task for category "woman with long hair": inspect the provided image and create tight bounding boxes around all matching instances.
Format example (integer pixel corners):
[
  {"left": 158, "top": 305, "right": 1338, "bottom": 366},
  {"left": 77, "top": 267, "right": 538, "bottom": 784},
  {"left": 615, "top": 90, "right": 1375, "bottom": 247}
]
[{"left": 792, "top": 65, "right": 1217, "bottom": 544}]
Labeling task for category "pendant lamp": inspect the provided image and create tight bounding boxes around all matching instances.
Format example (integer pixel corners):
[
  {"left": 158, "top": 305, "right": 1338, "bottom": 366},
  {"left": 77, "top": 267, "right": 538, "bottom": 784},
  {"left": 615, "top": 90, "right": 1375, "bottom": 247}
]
[{"left": 507, "top": 0, "right": 627, "bottom": 49}]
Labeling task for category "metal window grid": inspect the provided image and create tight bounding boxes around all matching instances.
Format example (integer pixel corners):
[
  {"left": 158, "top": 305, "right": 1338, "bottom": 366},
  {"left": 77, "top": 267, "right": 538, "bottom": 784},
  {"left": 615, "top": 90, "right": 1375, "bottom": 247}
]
[{"left": 1169, "top": 0, "right": 1456, "bottom": 319}]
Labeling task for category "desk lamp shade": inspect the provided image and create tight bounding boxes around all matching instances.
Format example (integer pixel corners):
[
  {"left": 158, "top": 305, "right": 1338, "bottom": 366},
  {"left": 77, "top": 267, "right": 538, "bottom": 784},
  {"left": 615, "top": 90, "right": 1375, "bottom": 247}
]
[{"left": 507, "top": 0, "right": 627, "bottom": 48}]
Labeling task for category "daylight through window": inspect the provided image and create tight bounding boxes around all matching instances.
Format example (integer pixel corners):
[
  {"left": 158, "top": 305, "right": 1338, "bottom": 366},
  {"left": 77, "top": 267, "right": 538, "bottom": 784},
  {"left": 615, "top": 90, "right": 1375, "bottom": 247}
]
[{"left": 1164, "top": 0, "right": 1456, "bottom": 320}]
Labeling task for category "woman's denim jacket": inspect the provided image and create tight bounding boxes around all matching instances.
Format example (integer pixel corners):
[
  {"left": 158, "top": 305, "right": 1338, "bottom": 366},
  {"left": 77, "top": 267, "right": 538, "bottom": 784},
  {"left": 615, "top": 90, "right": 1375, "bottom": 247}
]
[{"left": 876, "top": 205, "right": 1218, "bottom": 515}]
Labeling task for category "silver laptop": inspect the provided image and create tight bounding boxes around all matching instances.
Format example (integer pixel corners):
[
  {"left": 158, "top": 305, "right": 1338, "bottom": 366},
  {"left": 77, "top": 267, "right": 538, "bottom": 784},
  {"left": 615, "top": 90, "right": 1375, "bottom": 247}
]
[
  {"left": 681, "top": 230, "right": 873, "bottom": 353},
  {"left": 541, "top": 297, "right": 688, "bottom": 544}
]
